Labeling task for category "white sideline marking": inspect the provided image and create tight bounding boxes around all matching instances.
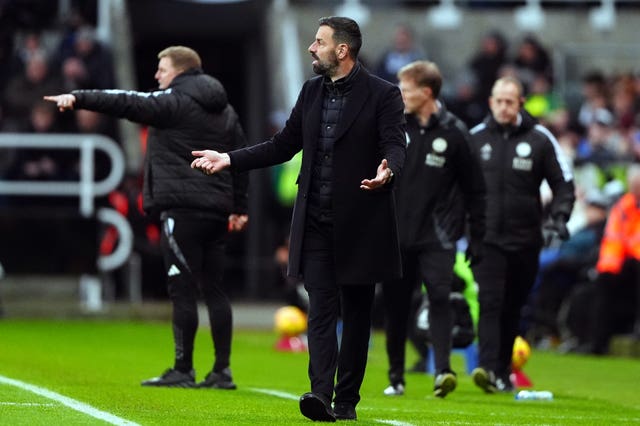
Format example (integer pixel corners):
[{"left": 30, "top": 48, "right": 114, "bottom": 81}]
[
  {"left": 248, "top": 387, "right": 417, "bottom": 426},
  {"left": 0, "top": 374, "right": 140, "bottom": 426},
  {"left": 248, "top": 387, "right": 299, "bottom": 400},
  {"left": 374, "top": 421, "right": 416, "bottom": 426},
  {"left": 1, "top": 402, "right": 56, "bottom": 406}
]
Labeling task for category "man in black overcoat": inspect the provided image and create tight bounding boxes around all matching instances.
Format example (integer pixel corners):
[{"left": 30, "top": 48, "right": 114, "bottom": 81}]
[{"left": 191, "top": 16, "right": 406, "bottom": 422}]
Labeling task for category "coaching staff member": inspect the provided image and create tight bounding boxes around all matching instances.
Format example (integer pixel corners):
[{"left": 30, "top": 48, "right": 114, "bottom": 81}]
[
  {"left": 381, "top": 60, "right": 486, "bottom": 399},
  {"left": 469, "top": 76, "right": 574, "bottom": 393},
  {"left": 192, "top": 17, "right": 406, "bottom": 422},
  {"left": 46, "top": 46, "right": 249, "bottom": 389}
]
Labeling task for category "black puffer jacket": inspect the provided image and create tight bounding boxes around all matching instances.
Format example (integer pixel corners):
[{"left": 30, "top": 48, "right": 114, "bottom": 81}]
[
  {"left": 469, "top": 111, "right": 574, "bottom": 250},
  {"left": 72, "top": 68, "right": 248, "bottom": 217}
]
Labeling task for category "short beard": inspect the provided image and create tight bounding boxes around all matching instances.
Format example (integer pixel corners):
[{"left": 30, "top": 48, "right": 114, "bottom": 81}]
[{"left": 312, "top": 51, "right": 339, "bottom": 77}]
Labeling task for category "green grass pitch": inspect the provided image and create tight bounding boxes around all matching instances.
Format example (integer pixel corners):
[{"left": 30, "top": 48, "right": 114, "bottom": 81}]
[{"left": 1, "top": 319, "right": 639, "bottom": 425}]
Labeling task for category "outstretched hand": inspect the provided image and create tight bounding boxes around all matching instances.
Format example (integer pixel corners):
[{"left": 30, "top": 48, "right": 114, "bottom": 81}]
[
  {"left": 43, "top": 94, "right": 76, "bottom": 112},
  {"left": 191, "top": 150, "right": 231, "bottom": 175},
  {"left": 360, "top": 159, "right": 394, "bottom": 190}
]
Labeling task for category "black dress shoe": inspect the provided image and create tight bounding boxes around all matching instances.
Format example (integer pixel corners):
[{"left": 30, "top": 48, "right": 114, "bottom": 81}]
[
  {"left": 333, "top": 402, "right": 356, "bottom": 420},
  {"left": 299, "top": 392, "right": 336, "bottom": 422}
]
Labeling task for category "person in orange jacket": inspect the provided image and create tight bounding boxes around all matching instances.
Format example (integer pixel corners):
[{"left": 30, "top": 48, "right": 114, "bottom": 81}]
[{"left": 592, "top": 164, "right": 640, "bottom": 354}]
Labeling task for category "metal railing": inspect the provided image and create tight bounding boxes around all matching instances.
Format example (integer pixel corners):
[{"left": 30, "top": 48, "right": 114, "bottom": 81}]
[{"left": 0, "top": 133, "right": 132, "bottom": 272}]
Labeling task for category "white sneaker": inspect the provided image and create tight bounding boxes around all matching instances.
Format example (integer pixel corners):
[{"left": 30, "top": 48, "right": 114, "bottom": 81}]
[{"left": 383, "top": 383, "right": 405, "bottom": 396}]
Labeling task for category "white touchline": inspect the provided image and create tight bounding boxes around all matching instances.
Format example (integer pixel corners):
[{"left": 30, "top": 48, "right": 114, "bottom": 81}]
[
  {"left": 247, "top": 387, "right": 299, "bottom": 400},
  {"left": 0, "top": 402, "right": 56, "bottom": 406},
  {"left": 0, "top": 374, "right": 140, "bottom": 426},
  {"left": 374, "top": 420, "right": 416, "bottom": 426}
]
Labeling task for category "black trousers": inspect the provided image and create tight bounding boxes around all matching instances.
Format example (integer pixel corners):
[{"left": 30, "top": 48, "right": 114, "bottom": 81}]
[
  {"left": 382, "top": 247, "right": 456, "bottom": 384},
  {"left": 302, "top": 217, "right": 375, "bottom": 406},
  {"left": 472, "top": 244, "right": 540, "bottom": 378},
  {"left": 160, "top": 210, "right": 231, "bottom": 373}
]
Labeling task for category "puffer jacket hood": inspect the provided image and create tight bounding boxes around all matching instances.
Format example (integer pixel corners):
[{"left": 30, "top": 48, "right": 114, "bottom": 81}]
[{"left": 170, "top": 68, "right": 228, "bottom": 113}]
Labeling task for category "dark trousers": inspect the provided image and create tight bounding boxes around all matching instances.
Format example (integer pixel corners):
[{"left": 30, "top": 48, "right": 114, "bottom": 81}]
[
  {"left": 592, "top": 258, "right": 640, "bottom": 354},
  {"left": 160, "top": 211, "right": 231, "bottom": 373},
  {"left": 382, "top": 247, "right": 456, "bottom": 384},
  {"left": 302, "top": 217, "right": 375, "bottom": 406},
  {"left": 472, "top": 244, "right": 539, "bottom": 377}
]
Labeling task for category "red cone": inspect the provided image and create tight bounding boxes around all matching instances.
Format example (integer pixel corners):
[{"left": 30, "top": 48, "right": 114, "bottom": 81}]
[
  {"left": 275, "top": 335, "right": 308, "bottom": 352},
  {"left": 511, "top": 369, "right": 533, "bottom": 388}
]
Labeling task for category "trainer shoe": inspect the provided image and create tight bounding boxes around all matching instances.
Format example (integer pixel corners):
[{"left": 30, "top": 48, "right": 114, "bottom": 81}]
[
  {"left": 141, "top": 368, "right": 196, "bottom": 388},
  {"left": 496, "top": 375, "right": 515, "bottom": 393},
  {"left": 433, "top": 370, "right": 457, "bottom": 398},
  {"left": 198, "top": 367, "right": 237, "bottom": 389},
  {"left": 471, "top": 367, "right": 497, "bottom": 394},
  {"left": 333, "top": 402, "right": 357, "bottom": 420},
  {"left": 383, "top": 383, "right": 405, "bottom": 396}
]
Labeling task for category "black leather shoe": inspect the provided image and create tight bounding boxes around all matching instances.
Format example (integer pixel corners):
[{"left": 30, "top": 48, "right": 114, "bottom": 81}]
[
  {"left": 299, "top": 392, "right": 336, "bottom": 422},
  {"left": 140, "top": 368, "right": 195, "bottom": 388},
  {"left": 333, "top": 402, "right": 356, "bottom": 421}
]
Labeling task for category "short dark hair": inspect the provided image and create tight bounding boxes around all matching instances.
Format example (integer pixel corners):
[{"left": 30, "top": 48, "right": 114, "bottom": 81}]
[{"left": 318, "top": 16, "right": 362, "bottom": 59}]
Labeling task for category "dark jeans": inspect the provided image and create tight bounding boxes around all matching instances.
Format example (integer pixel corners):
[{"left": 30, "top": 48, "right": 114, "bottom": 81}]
[
  {"left": 472, "top": 244, "right": 540, "bottom": 377},
  {"left": 160, "top": 211, "right": 230, "bottom": 373},
  {"left": 302, "top": 216, "right": 375, "bottom": 406},
  {"left": 382, "top": 247, "right": 456, "bottom": 384}
]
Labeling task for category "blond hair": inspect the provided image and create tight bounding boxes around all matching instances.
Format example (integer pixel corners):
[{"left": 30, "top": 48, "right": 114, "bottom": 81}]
[
  {"left": 157, "top": 46, "right": 202, "bottom": 72},
  {"left": 397, "top": 60, "right": 442, "bottom": 98}
]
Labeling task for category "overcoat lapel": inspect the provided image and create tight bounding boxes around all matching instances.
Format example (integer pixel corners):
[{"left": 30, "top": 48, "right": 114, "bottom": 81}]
[
  {"left": 303, "top": 82, "right": 324, "bottom": 156},
  {"left": 333, "top": 70, "right": 369, "bottom": 142}
]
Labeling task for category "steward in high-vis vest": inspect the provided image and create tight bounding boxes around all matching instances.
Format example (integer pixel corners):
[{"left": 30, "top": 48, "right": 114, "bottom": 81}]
[
  {"left": 596, "top": 191, "right": 640, "bottom": 274},
  {"left": 592, "top": 164, "right": 640, "bottom": 355}
]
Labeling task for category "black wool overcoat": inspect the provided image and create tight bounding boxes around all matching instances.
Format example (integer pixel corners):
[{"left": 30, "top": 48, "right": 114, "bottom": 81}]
[{"left": 230, "top": 66, "right": 406, "bottom": 283}]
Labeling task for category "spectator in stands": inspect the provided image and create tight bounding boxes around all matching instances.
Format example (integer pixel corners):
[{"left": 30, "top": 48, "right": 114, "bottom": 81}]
[
  {"left": 590, "top": 164, "right": 640, "bottom": 354},
  {"left": 574, "top": 108, "right": 623, "bottom": 168},
  {"left": 2, "top": 51, "right": 61, "bottom": 124},
  {"left": 374, "top": 23, "right": 425, "bottom": 84},
  {"left": 610, "top": 73, "right": 638, "bottom": 131},
  {"left": 59, "top": 26, "right": 114, "bottom": 90},
  {"left": 468, "top": 30, "right": 508, "bottom": 108},
  {"left": 8, "top": 30, "right": 47, "bottom": 77},
  {"left": 70, "top": 109, "right": 119, "bottom": 180},
  {"left": 445, "top": 69, "right": 486, "bottom": 128},
  {"left": 524, "top": 74, "right": 563, "bottom": 124},
  {"left": 576, "top": 71, "right": 610, "bottom": 131},
  {"left": 511, "top": 34, "right": 553, "bottom": 94},
  {"left": 60, "top": 56, "right": 90, "bottom": 92},
  {"left": 45, "top": 45, "right": 249, "bottom": 390},
  {"left": 5, "top": 100, "right": 70, "bottom": 183},
  {"left": 527, "top": 190, "right": 609, "bottom": 347}
]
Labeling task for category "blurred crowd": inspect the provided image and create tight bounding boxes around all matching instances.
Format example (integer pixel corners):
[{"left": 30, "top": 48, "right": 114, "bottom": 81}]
[{"left": 0, "top": 4, "right": 117, "bottom": 184}]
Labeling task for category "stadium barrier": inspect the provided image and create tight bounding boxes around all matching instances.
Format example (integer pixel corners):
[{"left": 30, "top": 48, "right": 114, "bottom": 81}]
[{"left": 0, "top": 133, "right": 132, "bottom": 311}]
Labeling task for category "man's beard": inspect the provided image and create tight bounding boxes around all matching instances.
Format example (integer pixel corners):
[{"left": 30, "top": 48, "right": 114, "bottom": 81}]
[{"left": 312, "top": 51, "right": 339, "bottom": 77}]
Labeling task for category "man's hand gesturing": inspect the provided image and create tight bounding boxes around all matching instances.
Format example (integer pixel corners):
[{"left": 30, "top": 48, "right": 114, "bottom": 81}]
[{"left": 191, "top": 150, "right": 231, "bottom": 175}]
